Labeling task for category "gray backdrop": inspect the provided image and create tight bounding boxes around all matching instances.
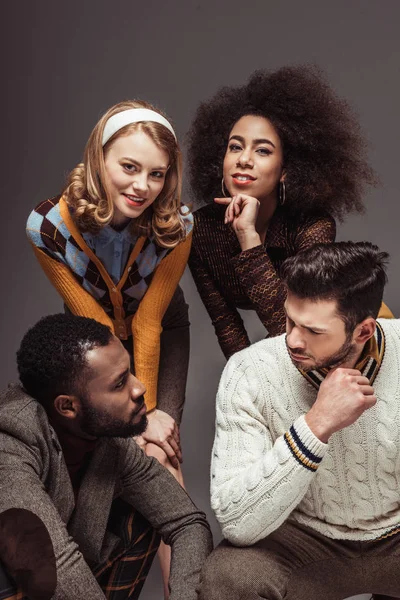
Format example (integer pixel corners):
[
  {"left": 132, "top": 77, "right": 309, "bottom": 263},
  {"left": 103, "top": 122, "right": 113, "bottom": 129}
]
[{"left": 2, "top": 1, "right": 399, "bottom": 598}]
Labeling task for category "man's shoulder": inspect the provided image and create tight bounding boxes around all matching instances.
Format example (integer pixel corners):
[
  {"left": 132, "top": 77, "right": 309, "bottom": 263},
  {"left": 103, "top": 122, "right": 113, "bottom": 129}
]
[
  {"left": 378, "top": 317, "right": 400, "bottom": 341},
  {"left": 0, "top": 384, "right": 51, "bottom": 442},
  {"left": 232, "top": 333, "right": 287, "bottom": 363},
  {"left": 224, "top": 334, "right": 291, "bottom": 382}
]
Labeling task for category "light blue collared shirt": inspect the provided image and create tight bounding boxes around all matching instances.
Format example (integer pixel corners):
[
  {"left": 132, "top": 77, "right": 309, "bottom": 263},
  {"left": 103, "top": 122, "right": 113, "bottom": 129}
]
[{"left": 83, "top": 224, "right": 136, "bottom": 285}]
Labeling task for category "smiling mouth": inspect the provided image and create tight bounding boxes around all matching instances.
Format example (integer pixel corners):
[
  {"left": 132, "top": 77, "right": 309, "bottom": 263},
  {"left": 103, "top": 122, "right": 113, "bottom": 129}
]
[
  {"left": 231, "top": 174, "right": 256, "bottom": 185},
  {"left": 123, "top": 193, "right": 146, "bottom": 206}
]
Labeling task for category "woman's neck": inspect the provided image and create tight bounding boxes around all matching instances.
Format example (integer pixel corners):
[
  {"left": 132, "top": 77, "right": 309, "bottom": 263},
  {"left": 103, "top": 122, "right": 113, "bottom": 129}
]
[
  {"left": 110, "top": 216, "right": 131, "bottom": 232},
  {"left": 255, "top": 194, "right": 278, "bottom": 242}
]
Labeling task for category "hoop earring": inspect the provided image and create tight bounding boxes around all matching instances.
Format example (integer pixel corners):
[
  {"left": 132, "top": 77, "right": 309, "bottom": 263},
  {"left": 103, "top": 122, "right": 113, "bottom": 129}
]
[
  {"left": 279, "top": 180, "right": 286, "bottom": 206},
  {"left": 221, "top": 177, "right": 229, "bottom": 198}
]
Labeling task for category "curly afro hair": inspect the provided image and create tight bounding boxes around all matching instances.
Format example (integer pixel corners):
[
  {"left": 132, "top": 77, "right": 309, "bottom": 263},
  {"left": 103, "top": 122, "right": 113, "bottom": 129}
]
[
  {"left": 187, "top": 65, "right": 377, "bottom": 220},
  {"left": 17, "top": 314, "right": 113, "bottom": 408}
]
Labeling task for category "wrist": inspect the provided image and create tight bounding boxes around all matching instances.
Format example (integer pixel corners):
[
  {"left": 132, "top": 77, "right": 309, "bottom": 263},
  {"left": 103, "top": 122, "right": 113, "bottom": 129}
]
[
  {"left": 305, "top": 410, "right": 332, "bottom": 444},
  {"left": 236, "top": 229, "right": 262, "bottom": 251}
]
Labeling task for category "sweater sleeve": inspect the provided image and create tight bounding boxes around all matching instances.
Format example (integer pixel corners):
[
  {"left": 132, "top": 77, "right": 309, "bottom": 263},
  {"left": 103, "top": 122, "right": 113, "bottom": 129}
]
[
  {"left": 30, "top": 245, "right": 114, "bottom": 331},
  {"left": 231, "top": 215, "right": 336, "bottom": 337},
  {"left": 132, "top": 232, "right": 192, "bottom": 412},
  {"left": 210, "top": 352, "right": 328, "bottom": 546},
  {"left": 188, "top": 241, "right": 251, "bottom": 359},
  {"left": 157, "top": 286, "right": 190, "bottom": 424}
]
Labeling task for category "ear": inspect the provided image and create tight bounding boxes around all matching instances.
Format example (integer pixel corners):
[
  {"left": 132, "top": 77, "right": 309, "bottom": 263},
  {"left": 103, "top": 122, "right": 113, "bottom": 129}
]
[
  {"left": 353, "top": 317, "right": 376, "bottom": 345},
  {"left": 280, "top": 170, "right": 286, "bottom": 182},
  {"left": 53, "top": 394, "right": 81, "bottom": 420}
]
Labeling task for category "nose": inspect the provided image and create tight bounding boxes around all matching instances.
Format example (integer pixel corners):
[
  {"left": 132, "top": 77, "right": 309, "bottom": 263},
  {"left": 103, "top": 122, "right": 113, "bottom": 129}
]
[
  {"left": 128, "top": 373, "right": 146, "bottom": 405},
  {"left": 236, "top": 148, "right": 253, "bottom": 168},
  {"left": 286, "top": 326, "right": 306, "bottom": 351},
  {"left": 132, "top": 172, "right": 148, "bottom": 196}
]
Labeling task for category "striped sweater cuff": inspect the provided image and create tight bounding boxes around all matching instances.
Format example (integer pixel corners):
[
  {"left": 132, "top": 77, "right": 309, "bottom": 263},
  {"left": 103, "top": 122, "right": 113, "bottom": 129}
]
[{"left": 284, "top": 415, "right": 327, "bottom": 472}]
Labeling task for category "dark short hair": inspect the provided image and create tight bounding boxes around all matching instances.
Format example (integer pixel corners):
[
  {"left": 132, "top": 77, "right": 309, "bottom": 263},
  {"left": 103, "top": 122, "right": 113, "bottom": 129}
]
[
  {"left": 281, "top": 242, "right": 389, "bottom": 332},
  {"left": 17, "top": 314, "right": 113, "bottom": 408}
]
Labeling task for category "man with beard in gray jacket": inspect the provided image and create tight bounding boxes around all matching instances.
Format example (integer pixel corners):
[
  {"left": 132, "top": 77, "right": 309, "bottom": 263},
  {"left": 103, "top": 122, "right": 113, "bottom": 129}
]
[{"left": 0, "top": 313, "right": 212, "bottom": 600}]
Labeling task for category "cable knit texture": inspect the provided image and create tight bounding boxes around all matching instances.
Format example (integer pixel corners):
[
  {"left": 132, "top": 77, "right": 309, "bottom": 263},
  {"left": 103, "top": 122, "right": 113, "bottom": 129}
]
[
  {"left": 211, "top": 318, "right": 400, "bottom": 546},
  {"left": 189, "top": 203, "right": 336, "bottom": 358}
]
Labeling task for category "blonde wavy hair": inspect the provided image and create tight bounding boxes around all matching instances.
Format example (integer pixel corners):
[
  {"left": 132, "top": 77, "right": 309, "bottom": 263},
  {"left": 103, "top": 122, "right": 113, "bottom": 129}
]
[{"left": 63, "top": 100, "right": 188, "bottom": 248}]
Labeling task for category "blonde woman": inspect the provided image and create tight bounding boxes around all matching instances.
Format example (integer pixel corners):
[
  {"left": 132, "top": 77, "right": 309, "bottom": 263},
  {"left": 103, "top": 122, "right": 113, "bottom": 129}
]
[{"left": 27, "top": 100, "right": 193, "bottom": 597}]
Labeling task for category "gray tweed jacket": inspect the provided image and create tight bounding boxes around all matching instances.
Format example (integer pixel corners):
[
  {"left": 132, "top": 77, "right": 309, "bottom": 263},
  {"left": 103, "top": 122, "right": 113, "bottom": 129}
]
[{"left": 0, "top": 384, "right": 212, "bottom": 599}]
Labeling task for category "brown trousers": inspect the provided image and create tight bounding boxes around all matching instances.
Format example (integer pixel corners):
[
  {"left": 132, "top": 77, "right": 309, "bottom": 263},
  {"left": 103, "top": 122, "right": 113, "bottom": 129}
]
[{"left": 199, "top": 520, "right": 400, "bottom": 600}]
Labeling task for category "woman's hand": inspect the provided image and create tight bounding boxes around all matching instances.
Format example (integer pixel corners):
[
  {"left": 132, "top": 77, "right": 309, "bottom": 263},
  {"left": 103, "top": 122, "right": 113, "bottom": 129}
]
[
  {"left": 215, "top": 195, "right": 262, "bottom": 251},
  {"left": 135, "top": 409, "right": 182, "bottom": 469}
]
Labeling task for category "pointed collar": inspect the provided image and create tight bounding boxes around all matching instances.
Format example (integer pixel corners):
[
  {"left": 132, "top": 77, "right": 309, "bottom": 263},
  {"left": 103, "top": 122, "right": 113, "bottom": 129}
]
[
  {"left": 83, "top": 223, "right": 136, "bottom": 249},
  {"left": 298, "top": 321, "right": 385, "bottom": 391}
]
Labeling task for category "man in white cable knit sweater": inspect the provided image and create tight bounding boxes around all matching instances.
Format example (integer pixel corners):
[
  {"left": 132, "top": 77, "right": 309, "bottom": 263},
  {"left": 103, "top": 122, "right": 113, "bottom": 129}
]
[{"left": 199, "top": 241, "right": 400, "bottom": 600}]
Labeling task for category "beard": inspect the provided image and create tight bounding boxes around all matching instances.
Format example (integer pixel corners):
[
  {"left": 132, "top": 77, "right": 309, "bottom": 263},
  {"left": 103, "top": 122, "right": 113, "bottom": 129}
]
[
  {"left": 286, "top": 333, "right": 359, "bottom": 372},
  {"left": 79, "top": 395, "right": 148, "bottom": 438}
]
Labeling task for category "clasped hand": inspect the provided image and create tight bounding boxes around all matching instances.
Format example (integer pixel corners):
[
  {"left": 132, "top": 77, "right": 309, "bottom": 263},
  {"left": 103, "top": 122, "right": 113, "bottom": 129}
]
[
  {"left": 135, "top": 408, "right": 182, "bottom": 469},
  {"left": 215, "top": 194, "right": 262, "bottom": 250},
  {"left": 306, "top": 368, "right": 377, "bottom": 443}
]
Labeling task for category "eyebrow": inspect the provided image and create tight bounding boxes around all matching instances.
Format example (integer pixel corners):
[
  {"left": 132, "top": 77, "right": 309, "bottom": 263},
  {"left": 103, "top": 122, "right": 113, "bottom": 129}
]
[
  {"left": 284, "top": 307, "right": 327, "bottom": 333},
  {"left": 120, "top": 156, "right": 169, "bottom": 170},
  {"left": 229, "top": 135, "right": 276, "bottom": 149}
]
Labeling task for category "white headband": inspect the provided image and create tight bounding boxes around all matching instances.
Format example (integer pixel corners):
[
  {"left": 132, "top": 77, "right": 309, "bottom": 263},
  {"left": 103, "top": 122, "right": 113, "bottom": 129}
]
[{"left": 102, "top": 108, "right": 176, "bottom": 145}]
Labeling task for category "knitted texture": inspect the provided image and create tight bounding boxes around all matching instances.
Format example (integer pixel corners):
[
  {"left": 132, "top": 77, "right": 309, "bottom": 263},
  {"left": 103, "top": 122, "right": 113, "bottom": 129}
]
[
  {"left": 211, "top": 319, "right": 400, "bottom": 546},
  {"left": 189, "top": 203, "right": 336, "bottom": 358},
  {"left": 27, "top": 196, "right": 193, "bottom": 411}
]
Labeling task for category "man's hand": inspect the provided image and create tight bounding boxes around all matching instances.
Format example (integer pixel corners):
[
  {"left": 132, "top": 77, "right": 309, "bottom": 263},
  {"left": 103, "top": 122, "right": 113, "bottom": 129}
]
[
  {"left": 214, "top": 195, "right": 262, "bottom": 250},
  {"left": 305, "top": 368, "right": 377, "bottom": 443},
  {"left": 135, "top": 409, "right": 182, "bottom": 468}
]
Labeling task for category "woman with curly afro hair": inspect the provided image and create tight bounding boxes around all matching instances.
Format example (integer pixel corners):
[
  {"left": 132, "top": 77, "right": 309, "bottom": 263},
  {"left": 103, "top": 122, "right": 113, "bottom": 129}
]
[{"left": 187, "top": 64, "right": 391, "bottom": 359}]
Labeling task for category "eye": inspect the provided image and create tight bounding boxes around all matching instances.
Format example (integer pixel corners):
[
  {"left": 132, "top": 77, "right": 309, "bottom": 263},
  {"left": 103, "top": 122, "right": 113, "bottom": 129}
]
[
  {"left": 256, "top": 147, "right": 272, "bottom": 156},
  {"left": 228, "top": 143, "right": 242, "bottom": 152},
  {"left": 123, "top": 163, "right": 136, "bottom": 172},
  {"left": 308, "top": 330, "right": 322, "bottom": 336},
  {"left": 115, "top": 376, "right": 127, "bottom": 390},
  {"left": 151, "top": 171, "right": 165, "bottom": 179}
]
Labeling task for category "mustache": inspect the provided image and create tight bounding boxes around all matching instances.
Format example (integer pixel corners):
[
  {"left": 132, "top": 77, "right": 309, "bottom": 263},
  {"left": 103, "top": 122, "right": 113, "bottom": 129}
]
[
  {"left": 132, "top": 395, "right": 146, "bottom": 415},
  {"left": 285, "top": 337, "right": 309, "bottom": 358}
]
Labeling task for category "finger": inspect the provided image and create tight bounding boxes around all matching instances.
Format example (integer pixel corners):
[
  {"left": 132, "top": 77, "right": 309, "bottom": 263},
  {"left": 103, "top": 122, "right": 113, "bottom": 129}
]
[
  {"left": 358, "top": 384, "right": 375, "bottom": 396},
  {"left": 226, "top": 200, "right": 235, "bottom": 223},
  {"left": 161, "top": 440, "right": 181, "bottom": 468},
  {"left": 172, "top": 425, "right": 181, "bottom": 447},
  {"left": 355, "top": 375, "right": 370, "bottom": 384},
  {"left": 214, "top": 197, "right": 232, "bottom": 205},
  {"left": 364, "top": 394, "right": 377, "bottom": 407},
  {"left": 168, "top": 436, "right": 183, "bottom": 463}
]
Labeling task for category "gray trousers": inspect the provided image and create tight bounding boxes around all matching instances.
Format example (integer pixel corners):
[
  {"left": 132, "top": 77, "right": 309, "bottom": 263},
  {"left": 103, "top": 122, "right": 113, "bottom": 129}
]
[{"left": 199, "top": 520, "right": 400, "bottom": 600}]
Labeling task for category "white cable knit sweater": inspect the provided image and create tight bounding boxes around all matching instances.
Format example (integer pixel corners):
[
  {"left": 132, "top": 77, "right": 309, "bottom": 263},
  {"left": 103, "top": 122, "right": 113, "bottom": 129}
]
[{"left": 211, "top": 318, "right": 400, "bottom": 546}]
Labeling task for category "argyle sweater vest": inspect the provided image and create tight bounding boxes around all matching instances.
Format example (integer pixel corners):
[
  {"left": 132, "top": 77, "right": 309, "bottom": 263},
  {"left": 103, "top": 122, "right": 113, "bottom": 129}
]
[{"left": 27, "top": 195, "right": 193, "bottom": 410}]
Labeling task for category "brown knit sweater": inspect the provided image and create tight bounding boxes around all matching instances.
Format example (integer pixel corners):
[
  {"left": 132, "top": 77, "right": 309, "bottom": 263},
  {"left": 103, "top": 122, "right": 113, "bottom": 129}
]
[{"left": 189, "top": 203, "right": 336, "bottom": 358}]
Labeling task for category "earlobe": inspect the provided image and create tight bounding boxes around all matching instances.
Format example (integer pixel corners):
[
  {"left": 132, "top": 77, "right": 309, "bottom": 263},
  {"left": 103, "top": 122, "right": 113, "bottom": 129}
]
[{"left": 53, "top": 394, "right": 79, "bottom": 419}]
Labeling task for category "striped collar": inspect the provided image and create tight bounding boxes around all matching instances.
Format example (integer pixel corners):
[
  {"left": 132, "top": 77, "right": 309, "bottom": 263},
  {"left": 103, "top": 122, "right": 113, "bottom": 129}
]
[{"left": 298, "top": 321, "right": 385, "bottom": 391}]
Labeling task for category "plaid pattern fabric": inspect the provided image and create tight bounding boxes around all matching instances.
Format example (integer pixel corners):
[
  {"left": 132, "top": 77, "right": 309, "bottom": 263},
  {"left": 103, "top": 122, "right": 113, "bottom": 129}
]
[
  {"left": 27, "top": 196, "right": 193, "bottom": 318},
  {"left": 0, "top": 500, "right": 160, "bottom": 600}
]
